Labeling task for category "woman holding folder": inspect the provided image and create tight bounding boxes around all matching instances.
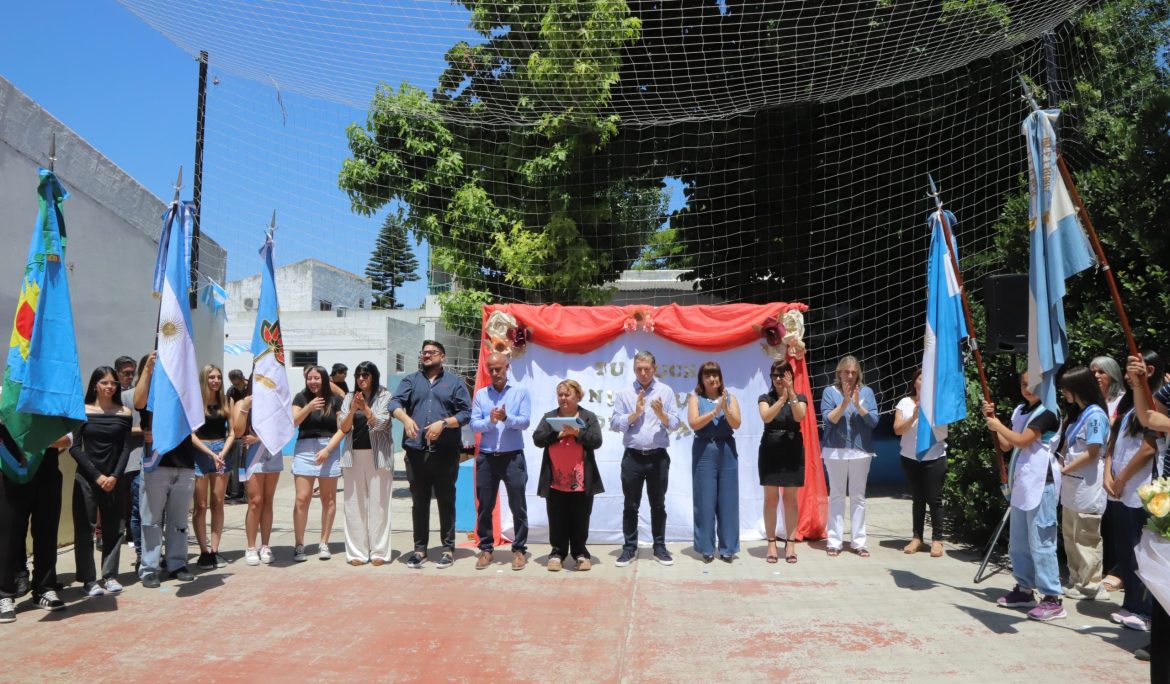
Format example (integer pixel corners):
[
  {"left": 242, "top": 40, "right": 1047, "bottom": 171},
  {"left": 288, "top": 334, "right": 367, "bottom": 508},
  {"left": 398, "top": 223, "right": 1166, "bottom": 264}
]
[{"left": 533, "top": 380, "right": 604, "bottom": 571}]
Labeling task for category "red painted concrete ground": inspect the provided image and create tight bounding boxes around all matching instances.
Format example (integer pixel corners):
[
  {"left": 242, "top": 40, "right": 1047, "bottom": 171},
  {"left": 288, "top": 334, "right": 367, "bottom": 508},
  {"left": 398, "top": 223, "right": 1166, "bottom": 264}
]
[{"left": 5, "top": 474, "right": 1151, "bottom": 682}]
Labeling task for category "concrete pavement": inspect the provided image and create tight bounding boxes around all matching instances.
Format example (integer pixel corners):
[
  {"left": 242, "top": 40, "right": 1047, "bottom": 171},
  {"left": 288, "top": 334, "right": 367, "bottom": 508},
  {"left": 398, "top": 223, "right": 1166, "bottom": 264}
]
[{"left": 5, "top": 457, "right": 1149, "bottom": 682}]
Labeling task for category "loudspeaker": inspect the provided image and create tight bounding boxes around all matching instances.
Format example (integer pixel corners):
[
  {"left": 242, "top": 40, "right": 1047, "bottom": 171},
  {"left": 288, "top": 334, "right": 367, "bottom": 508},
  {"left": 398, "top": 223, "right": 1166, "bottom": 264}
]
[{"left": 984, "top": 274, "right": 1028, "bottom": 354}]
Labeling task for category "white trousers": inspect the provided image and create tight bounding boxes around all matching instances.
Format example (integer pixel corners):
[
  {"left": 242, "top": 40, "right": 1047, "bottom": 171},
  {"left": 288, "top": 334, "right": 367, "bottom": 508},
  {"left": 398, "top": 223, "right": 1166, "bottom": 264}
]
[
  {"left": 825, "top": 456, "right": 872, "bottom": 551},
  {"left": 343, "top": 449, "right": 394, "bottom": 563}
]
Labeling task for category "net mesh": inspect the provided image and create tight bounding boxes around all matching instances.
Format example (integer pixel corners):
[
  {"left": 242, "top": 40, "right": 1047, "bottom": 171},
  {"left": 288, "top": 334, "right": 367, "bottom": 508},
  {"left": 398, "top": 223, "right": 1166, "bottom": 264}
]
[{"left": 116, "top": 0, "right": 1145, "bottom": 402}]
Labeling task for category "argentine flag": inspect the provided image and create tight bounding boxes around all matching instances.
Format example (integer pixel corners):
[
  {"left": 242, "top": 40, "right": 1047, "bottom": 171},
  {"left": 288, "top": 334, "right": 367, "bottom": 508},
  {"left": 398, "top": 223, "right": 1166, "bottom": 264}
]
[
  {"left": 1024, "top": 109, "right": 1095, "bottom": 414},
  {"left": 249, "top": 227, "right": 295, "bottom": 454},
  {"left": 916, "top": 209, "right": 968, "bottom": 459},
  {"left": 148, "top": 202, "right": 205, "bottom": 457}
]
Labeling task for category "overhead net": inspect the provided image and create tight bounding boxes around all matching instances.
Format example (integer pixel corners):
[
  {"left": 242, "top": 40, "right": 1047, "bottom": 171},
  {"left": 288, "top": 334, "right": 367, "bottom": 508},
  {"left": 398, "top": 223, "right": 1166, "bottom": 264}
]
[{"left": 117, "top": 0, "right": 1153, "bottom": 401}]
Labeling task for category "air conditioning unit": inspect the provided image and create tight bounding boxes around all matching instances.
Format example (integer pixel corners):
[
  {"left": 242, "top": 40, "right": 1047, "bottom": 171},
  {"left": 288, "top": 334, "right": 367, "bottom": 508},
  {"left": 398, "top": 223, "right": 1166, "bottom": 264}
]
[
  {"left": 243, "top": 297, "right": 254, "bottom": 310},
  {"left": 336, "top": 306, "right": 349, "bottom": 318}
]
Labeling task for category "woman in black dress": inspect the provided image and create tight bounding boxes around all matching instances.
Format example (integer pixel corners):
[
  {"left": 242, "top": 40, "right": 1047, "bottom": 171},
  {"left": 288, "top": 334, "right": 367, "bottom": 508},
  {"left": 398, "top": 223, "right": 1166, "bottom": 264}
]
[
  {"left": 71, "top": 366, "right": 133, "bottom": 596},
  {"left": 757, "top": 359, "right": 807, "bottom": 564}
]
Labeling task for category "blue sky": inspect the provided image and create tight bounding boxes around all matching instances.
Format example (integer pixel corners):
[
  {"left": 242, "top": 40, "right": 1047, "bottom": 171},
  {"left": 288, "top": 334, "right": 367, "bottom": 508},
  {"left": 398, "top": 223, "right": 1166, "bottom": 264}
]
[{"left": 1, "top": 2, "right": 685, "bottom": 309}]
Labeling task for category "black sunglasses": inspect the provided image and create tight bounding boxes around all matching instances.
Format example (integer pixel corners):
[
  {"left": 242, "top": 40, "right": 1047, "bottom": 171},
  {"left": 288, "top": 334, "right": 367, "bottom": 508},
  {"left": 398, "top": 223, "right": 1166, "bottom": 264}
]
[{"left": 356, "top": 372, "right": 372, "bottom": 378}]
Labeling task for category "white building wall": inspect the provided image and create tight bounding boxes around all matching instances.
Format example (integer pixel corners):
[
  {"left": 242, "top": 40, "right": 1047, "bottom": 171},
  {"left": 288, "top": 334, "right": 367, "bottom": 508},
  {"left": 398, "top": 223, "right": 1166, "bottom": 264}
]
[
  {"left": 0, "top": 75, "right": 226, "bottom": 383},
  {"left": 226, "top": 259, "right": 372, "bottom": 318}
]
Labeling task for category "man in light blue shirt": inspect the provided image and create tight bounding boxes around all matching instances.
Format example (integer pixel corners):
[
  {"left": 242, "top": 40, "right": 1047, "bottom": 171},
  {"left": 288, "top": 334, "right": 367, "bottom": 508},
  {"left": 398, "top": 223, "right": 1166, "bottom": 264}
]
[
  {"left": 609, "top": 350, "right": 681, "bottom": 567},
  {"left": 470, "top": 352, "right": 532, "bottom": 570}
]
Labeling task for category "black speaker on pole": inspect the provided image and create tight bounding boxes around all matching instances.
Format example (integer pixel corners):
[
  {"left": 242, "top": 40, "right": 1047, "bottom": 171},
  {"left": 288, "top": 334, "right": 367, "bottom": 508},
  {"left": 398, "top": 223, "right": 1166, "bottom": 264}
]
[{"left": 984, "top": 274, "right": 1028, "bottom": 355}]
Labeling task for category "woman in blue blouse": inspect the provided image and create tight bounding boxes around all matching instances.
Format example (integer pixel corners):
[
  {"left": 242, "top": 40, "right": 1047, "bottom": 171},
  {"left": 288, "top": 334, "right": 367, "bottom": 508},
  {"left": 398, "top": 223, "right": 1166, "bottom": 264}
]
[
  {"left": 687, "top": 361, "right": 742, "bottom": 563},
  {"left": 820, "top": 355, "right": 878, "bottom": 557}
]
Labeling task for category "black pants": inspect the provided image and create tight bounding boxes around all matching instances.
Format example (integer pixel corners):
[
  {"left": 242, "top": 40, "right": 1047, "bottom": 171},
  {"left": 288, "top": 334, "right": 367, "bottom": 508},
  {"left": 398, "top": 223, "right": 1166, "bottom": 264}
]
[
  {"left": 474, "top": 452, "right": 528, "bottom": 552},
  {"left": 900, "top": 456, "right": 946, "bottom": 541},
  {"left": 72, "top": 474, "right": 127, "bottom": 584},
  {"left": 1153, "top": 598, "right": 1169, "bottom": 684},
  {"left": 1105, "top": 500, "right": 1151, "bottom": 615},
  {"left": 0, "top": 458, "right": 62, "bottom": 599},
  {"left": 405, "top": 447, "right": 459, "bottom": 553},
  {"left": 621, "top": 449, "right": 669, "bottom": 551},
  {"left": 547, "top": 489, "right": 593, "bottom": 561}
]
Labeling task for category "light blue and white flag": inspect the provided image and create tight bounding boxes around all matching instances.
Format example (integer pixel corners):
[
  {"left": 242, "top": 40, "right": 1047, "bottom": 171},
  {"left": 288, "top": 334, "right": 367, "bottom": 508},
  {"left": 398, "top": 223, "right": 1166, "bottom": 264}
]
[
  {"left": 1024, "top": 109, "right": 1095, "bottom": 414},
  {"left": 916, "top": 209, "right": 968, "bottom": 459},
  {"left": 201, "top": 278, "right": 228, "bottom": 320},
  {"left": 249, "top": 227, "right": 295, "bottom": 454},
  {"left": 148, "top": 201, "right": 205, "bottom": 458}
]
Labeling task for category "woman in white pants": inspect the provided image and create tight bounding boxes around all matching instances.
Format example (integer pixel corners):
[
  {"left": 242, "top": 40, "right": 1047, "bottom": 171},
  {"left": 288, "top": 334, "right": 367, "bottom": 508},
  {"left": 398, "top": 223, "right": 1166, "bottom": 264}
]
[
  {"left": 323, "top": 361, "right": 394, "bottom": 566},
  {"left": 820, "top": 355, "right": 878, "bottom": 557}
]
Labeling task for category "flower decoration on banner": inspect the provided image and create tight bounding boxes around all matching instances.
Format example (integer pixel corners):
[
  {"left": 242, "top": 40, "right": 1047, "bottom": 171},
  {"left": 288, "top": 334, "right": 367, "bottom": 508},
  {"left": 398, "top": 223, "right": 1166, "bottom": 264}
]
[
  {"left": 483, "top": 310, "right": 531, "bottom": 358},
  {"left": 753, "top": 310, "right": 807, "bottom": 361},
  {"left": 782, "top": 310, "right": 807, "bottom": 359},
  {"left": 624, "top": 306, "right": 655, "bottom": 333}
]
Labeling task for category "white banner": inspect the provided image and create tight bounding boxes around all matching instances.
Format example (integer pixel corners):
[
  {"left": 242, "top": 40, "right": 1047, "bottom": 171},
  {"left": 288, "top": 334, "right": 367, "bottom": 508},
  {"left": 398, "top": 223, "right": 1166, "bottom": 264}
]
[{"left": 500, "top": 331, "right": 788, "bottom": 545}]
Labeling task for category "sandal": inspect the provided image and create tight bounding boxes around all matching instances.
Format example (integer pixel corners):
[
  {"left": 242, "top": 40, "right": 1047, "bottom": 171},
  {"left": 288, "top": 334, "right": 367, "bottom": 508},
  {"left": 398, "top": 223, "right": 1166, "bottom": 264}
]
[
  {"left": 785, "top": 541, "right": 797, "bottom": 564},
  {"left": 1102, "top": 576, "right": 1123, "bottom": 592},
  {"left": 856, "top": 547, "right": 871, "bottom": 558},
  {"left": 766, "top": 538, "right": 779, "bottom": 564},
  {"left": 827, "top": 548, "right": 841, "bottom": 557}
]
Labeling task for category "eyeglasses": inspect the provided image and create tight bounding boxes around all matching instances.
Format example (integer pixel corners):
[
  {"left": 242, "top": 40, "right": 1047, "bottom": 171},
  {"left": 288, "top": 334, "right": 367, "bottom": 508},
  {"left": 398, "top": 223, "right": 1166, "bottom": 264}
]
[
  {"left": 356, "top": 372, "right": 371, "bottom": 378},
  {"left": 770, "top": 373, "right": 784, "bottom": 378},
  {"left": 419, "top": 350, "right": 442, "bottom": 358}
]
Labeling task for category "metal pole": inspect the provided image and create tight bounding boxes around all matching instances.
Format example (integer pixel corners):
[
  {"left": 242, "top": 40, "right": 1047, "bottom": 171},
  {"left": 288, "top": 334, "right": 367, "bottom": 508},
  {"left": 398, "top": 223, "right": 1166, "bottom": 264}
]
[
  {"left": 191, "top": 49, "right": 209, "bottom": 309},
  {"left": 973, "top": 506, "right": 1011, "bottom": 584}
]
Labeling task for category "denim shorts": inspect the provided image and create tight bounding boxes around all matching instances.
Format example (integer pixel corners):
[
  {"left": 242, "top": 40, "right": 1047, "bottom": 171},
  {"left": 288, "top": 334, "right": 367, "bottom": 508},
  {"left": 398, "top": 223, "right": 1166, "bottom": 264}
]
[
  {"left": 194, "top": 439, "right": 227, "bottom": 477},
  {"left": 292, "top": 436, "right": 341, "bottom": 478},
  {"left": 242, "top": 442, "right": 284, "bottom": 481}
]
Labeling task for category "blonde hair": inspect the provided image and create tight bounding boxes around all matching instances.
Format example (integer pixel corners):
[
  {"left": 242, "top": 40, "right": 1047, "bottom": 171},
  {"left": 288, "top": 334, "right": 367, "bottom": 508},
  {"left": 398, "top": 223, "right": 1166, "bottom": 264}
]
[
  {"left": 833, "top": 355, "right": 864, "bottom": 390},
  {"left": 557, "top": 379, "right": 585, "bottom": 401},
  {"left": 200, "top": 364, "right": 227, "bottom": 417}
]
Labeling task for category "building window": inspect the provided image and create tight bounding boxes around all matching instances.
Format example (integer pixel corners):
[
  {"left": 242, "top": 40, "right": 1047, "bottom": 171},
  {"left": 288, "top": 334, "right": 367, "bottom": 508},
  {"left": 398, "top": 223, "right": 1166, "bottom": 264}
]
[
  {"left": 319, "top": 300, "right": 332, "bottom": 311},
  {"left": 291, "top": 351, "right": 318, "bottom": 367},
  {"left": 395, "top": 353, "right": 405, "bottom": 372}
]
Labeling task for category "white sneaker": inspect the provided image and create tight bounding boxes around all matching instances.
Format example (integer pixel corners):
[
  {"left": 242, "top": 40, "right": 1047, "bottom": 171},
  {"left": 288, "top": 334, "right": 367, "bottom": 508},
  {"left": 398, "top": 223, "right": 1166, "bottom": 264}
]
[
  {"left": 245, "top": 548, "right": 261, "bottom": 566},
  {"left": 318, "top": 544, "right": 332, "bottom": 561},
  {"left": 84, "top": 582, "right": 106, "bottom": 597},
  {"left": 103, "top": 578, "right": 123, "bottom": 594},
  {"left": 259, "top": 546, "right": 274, "bottom": 564},
  {"left": 293, "top": 545, "right": 307, "bottom": 562}
]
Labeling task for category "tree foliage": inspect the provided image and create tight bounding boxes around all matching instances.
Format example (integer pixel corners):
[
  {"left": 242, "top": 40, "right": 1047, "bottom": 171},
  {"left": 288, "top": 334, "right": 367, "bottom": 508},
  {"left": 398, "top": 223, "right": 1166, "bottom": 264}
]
[
  {"left": 339, "top": 1, "right": 649, "bottom": 333},
  {"left": 366, "top": 208, "right": 421, "bottom": 309}
]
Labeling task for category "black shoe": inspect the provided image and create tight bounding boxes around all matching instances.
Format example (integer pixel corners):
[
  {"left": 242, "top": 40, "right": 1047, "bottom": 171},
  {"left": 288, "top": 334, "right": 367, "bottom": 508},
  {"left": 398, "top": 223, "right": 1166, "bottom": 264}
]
[
  {"left": 404, "top": 552, "right": 427, "bottom": 569},
  {"left": 436, "top": 552, "right": 455, "bottom": 569},
  {"left": 1135, "top": 645, "right": 1151, "bottom": 662},
  {"left": 702, "top": 554, "right": 714, "bottom": 564},
  {"left": 196, "top": 552, "right": 216, "bottom": 570},
  {"left": 653, "top": 547, "right": 674, "bottom": 566},
  {"left": 168, "top": 567, "right": 195, "bottom": 582},
  {"left": 32, "top": 590, "right": 64, "bottom": 611},
  {"left": 0, "top": 597, "right": 15, "bottom": 623},
  {"left": 141, "top": 573, "right": 160, "bottom": 589},
  {"left": 615, "top": 548, "right": 636, "bottom": 567},
  {"left": 14, "top": 575, "right": 30, "bottom": 599},
  {"left": 720, "top": 554, "right": 733, "bottom": 564}
]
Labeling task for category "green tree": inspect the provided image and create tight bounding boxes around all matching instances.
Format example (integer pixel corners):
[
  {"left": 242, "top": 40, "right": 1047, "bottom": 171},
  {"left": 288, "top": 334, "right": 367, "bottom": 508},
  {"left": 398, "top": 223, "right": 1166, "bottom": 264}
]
[
  {"left": 339, "top": 1, "right": 647, "bottom": 333},
  {"left": 365, "top": 208, "right": 421, "bottom": 309}
]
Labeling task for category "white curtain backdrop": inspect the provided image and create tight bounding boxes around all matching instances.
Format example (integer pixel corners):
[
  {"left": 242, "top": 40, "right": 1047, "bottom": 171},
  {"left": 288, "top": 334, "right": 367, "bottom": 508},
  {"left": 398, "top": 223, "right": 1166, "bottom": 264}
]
[{"left": 499, "top": 331, "right": 789, "bottom": 544}]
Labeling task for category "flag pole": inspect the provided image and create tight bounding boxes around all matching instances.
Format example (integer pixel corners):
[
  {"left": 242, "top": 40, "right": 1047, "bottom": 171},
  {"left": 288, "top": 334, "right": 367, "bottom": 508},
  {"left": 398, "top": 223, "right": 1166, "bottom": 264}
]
[
  {"left": 926, "top": 174, "right": 1007, "bottom": 486},
  {"left": 1018, "top": 77, "right": 1151, "bottom": 407}
]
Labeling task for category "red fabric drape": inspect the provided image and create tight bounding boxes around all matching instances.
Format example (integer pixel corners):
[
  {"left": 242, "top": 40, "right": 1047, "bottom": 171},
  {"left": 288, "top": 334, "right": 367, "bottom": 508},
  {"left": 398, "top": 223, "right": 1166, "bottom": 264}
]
[{"left": 473, "top": 303, "right": 827, "bottom": 544}]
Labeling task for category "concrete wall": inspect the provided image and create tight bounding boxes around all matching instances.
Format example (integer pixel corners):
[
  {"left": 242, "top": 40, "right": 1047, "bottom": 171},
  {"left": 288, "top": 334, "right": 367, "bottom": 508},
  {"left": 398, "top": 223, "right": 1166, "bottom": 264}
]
[
  {"left": 227, "top": 259, "right": 372, "bottom": 318},
  {"left": 0, "top": 76, "right": 227, "bottom": 542}
]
